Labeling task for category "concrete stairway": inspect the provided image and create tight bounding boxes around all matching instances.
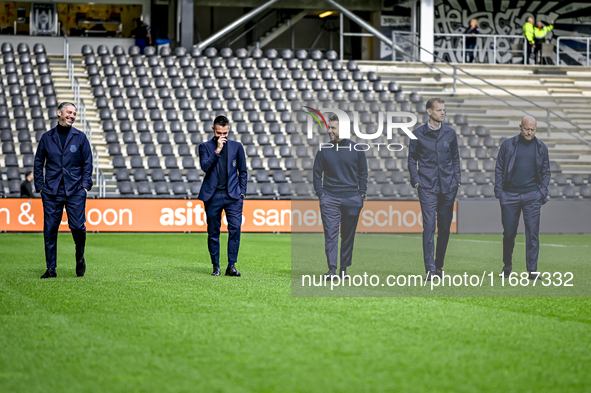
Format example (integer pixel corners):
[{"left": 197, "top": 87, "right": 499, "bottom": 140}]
[
  {"left": 360, "top": 61, "right": 591, "bottom": 174},
  {"left": 49, "top": 55, "right": 111, "bottom": 196}
]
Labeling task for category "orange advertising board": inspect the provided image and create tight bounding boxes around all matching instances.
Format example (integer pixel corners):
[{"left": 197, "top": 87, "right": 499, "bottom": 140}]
[
  {"left": 0, "top": 199, "right": 456, "bottom": 233},
  {"left": 291, "top": 200, "right": 457, "bottom": 233}
]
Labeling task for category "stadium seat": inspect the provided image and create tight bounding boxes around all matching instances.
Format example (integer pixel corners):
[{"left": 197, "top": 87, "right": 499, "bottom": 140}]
[
  {"left": 6, "top": 167, "right": 20, "bottom": 180},
  {"left": 571, "top": 174, "right": 584, "bottom": 186},
  {"left": 5, "top": 155, "right": 19, "bottom": 167},
  {"left": 116, "top": 168, "right": 130, "bottom": 181},
  {"left": 155, "top": 182, "right": 170, "bottom": 195},
  {"left": 562, "top": 186, "right": 578, "bottom": 198},
  {"left": 118, "top": 181, "right": 134, "bottom": 195},
  {"left": 133, "top": 168, "right": 148, "bottom": 182},
  {"left": 548, "top": 186, "right": 560, "bottom": 198},
  {"left": 481, "top": 185, "right": 495, "bottom": 198},
  {"left": 554, "top": 173, "right": 568, "bottom": 186},
  {"left": 137, "top": 182, "right": 152, "bottom": 195},
  {"left": 150, "top": 168, "right": 165, "bottom": 182},
  {"left": 9, "top": 180, "right": 21, "bottom": 194},
  {"left": 381, "top": 184, "right": 396, "bottom": 197},
  {"left": 112, "top": 156, "right": 126, "bottom": 168}
]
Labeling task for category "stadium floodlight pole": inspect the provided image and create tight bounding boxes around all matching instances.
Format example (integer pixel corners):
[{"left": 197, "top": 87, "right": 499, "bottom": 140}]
[
  {"left": 197, "top": 0, "right": 280, "bottom": 50},
  {"left": 327, "top": 0, "right": 591, "bottom": 145}
]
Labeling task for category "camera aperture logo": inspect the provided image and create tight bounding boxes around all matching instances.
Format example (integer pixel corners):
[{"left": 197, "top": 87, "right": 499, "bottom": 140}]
[
  {"left": 303, "top": 106, "right": 329, "bottom": 131},
  {"left": 302, "top": 105, "right": 418, "bottom": 152}
]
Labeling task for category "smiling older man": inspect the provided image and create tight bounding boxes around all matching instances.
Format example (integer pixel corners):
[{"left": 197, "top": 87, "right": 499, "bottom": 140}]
[
  {"left": 34, "top": 102, "right": 93, "bottom": 279},
  {"left": 495, "top": 115, "right": 550, "bottom": 280}
]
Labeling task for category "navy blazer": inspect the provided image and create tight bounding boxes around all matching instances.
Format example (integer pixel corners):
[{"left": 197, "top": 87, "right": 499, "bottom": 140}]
[
  {"left": 198, "top": 138, "right": 248, "bottom": 202},
  {"left": 407, "top": 122, "right": 462, "bottom": 193},
  {"left": 495, "top": 134, "right": 550, "bottom": 202},
  {"left": 34, "top": 126, "right": 93, "bottom": 196}
]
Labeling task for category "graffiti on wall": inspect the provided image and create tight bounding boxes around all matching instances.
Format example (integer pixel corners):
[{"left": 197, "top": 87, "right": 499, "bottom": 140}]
[{"left": 433, "top": 0, "right": 591, "bottom": 65}]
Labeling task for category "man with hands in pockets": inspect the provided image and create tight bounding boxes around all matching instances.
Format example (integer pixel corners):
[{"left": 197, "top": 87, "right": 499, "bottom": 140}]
[
  {"left": 407, "top": 98, "right": 461, "bottom": 281},
  {"left": 495, "top": 115, "right": 550, "bottom": 280}
]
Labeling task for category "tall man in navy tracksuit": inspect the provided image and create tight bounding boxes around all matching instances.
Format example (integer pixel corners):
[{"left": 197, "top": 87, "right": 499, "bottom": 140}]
[
  {"left": 408, "top": 98, "right": 461, "bottom": 281},
  {"left": 495, "top": 116, "right": 550, "bottom": 280},
  {"left": 313, "top": 114, "right": 368, "bottom": 280},
  {"left": 198, "top": 116, "right": 248, "bottom": 277},
  {"left": 34, "top": 102, "right": 93, "bottom": 278}
]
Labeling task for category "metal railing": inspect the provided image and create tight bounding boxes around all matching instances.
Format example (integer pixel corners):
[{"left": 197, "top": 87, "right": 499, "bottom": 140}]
[
  {"left": 556, "top": 36, "right": 591, "bottom": 66},
  {"left": 326, "top": 0, "right": 590, "bottom": 145},
  {"left": 92, "top": 148, "right": 105, "bottom": 198},
  {"left": 339, "top": 12, "right": 374, "bottom": 61},
  {"left": 93, "top": 146, "right": 99, "bottom": 187},
  {"left": 434, "top": 33, "right": 527, "bottom": 65},
  {"left": 225, "top": 8, "right": 281, "bottom": 49},
  {"left": 397, "top": 33, "right": 590, "bottom": 144},
  {"left": 64, "top": 36, "right": 100, "bottom": 197},
  {"left": 98, "top": 170, "right": 106, "bottom": 198},
  {"left": 197, "top": 0, "right": 280, "bottom": 50}
]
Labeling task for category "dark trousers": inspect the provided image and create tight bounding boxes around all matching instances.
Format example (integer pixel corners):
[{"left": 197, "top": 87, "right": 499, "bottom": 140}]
[
  {"left": 526, "top": 42, "right": 534, "bottom": 64},
  {"left": 533, "top": 38, "right": 544, "bottom": 64},
  {"left": 466, "top": 42, "right": 476, "bottom": 63},
  {"left": 204, "top": 190, "right": 243, "bottom": 266},
  {"left": 42, "top": 187, "right": 87, "bottom": 269},
  {"left": 418, "top": 185, "right": 457, "bottom": 273},
  {"left": 319, "top": 194, "right": 363, "bottom": 270},
  {"left": 135, "top": 38, "right": 146, "bottom": 54},
  {"left": 500, "top": 190, "right": 543, "bottom": 272}
]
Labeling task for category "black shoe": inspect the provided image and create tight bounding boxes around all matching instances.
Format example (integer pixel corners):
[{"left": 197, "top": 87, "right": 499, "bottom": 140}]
[
  {"left": 435, "top": 268, "right": 443, "bottom": 278},
  {"left": 528, "top": 272, "right": 541, "bottom": 281},
  {"left": 76, "top": 257, "right": 86, "bottom": 277},
  {"left": 339, "top": 269, "right": 349, "bottom": 280},
  {"left": 225, "top": 265, "right": 241, "bottom": 277},
  {"left": 324, "top": 268, "right": 337, "bottom": 281},
  {"left": 502, "top": 264, "right": 512, "bottom": 278},
  {"left": 425, "top": 271, "right": 436, "bottom": 281},
  {"left": 41, "top": 268, "right": 57, "bottom": 279},
  {"left": 212, "top": 265, "right": 221, "bottom": 276}
]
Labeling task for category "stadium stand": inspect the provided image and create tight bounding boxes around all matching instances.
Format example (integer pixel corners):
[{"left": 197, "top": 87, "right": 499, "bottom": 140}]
[
  {"left": 0, "top": 42, "right": 59, "bottom": 197},
  {"left": 1, "top": 42, "right": 590, "bottom": 200}
]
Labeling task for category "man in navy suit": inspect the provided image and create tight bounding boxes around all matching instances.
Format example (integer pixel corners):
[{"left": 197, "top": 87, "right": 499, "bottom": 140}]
[
  {"left": 408, "top": 98, "right": 461, "bottom": 281},
  {"left": 34, "top": 102, "right": 93, "bottom": 278},
  {"left": 495, "top": 116, "right": 550, "bottom": 280},
  {"left": 198, "top": 115, "right": 248, "bottom": 277}
]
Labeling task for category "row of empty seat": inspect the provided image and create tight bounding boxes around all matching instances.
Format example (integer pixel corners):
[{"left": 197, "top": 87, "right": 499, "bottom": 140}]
[
  {"left": 0, "top": 42, "right": 60, "bottom": 196},
  {"left": 2, "top": 42, "right": 590, "bottom": 200}
]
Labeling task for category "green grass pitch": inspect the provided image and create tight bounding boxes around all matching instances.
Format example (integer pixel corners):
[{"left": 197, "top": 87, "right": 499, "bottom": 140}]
[{"left": 0, "top": 232, "right": 590, "bottom": 392}]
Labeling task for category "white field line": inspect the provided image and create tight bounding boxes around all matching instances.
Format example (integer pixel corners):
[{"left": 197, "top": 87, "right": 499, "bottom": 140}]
[{"left": 381, "top": 234, "right": 588, "bottom": 248}]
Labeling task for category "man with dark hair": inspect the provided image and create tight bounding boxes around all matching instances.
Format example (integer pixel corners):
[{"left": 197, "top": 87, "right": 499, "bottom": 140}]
[
  {"left": 495, "top": 116, "right": 550, "bottom": 280},
  {"left": 313, "top": 113, "right": 368, "bottom": 280},
  {"left": 198, "top": 115, "right": 248, "bottom": 277},
  {"left": 21, "top": 170, "right": 34, "bottom": 198},
  {"left": 408, "top": 98, "right": 461, "bottom": 281},
  {"left": 34, "top": 102, "right": 93, "bottom": 279},
  {"left": 130, "top": 18, "right": 151, "bottom": 54}
]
